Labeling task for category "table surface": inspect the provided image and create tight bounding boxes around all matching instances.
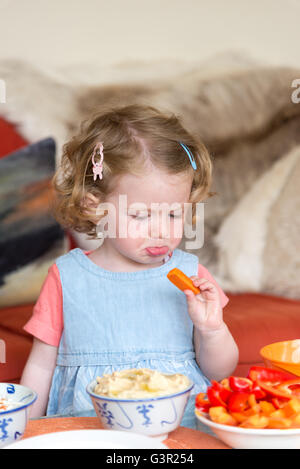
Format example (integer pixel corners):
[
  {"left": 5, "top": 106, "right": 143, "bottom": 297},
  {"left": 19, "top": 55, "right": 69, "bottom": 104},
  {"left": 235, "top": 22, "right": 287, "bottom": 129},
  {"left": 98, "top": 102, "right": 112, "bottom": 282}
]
[{"left": 22, "top": 417, "right": 230, "bottom": 449}]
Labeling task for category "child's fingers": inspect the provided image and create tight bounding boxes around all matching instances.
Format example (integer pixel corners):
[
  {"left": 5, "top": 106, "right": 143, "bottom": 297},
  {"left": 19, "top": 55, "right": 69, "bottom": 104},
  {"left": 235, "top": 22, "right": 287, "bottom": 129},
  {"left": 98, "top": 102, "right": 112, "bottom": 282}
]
[
  {"left": 190, "top": 277, "right": 218, "bottom": 294},
  {"left": 198, "top": 280, "right": 217, "bottom": 292},
  {"left": 186, "top": 279, "right": 219, "bottom": 306},
  {"left": 185, "top": 277, "right": 220, "bottom": 307},
  {"left": 184, "top": 289, "right": 196, "bottom": 300},
  {"left": 183, "top": 289, "right": 205, "bottom": 303},
  {"left": 198, "top": 282, "right": 219, "bottom": 302},
  {"left": 190, "top": 275, "right": 215, "bottom": 287},
  {"left": 185, "top": 277, "right": 223, "bottom": 329}
]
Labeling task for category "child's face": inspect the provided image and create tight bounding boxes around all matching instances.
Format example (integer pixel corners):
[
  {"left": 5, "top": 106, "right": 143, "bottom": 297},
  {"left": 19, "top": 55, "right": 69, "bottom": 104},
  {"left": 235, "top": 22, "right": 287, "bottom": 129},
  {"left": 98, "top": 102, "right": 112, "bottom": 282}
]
[{"left": 100, "top": 167, "right": 193, "bottom": 266}]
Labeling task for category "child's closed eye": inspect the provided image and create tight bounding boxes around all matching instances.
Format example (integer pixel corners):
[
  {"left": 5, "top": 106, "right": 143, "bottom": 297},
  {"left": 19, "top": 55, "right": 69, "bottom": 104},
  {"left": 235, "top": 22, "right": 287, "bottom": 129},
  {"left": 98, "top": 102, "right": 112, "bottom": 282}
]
[
  {"left": 129, "top": 213, "right": 148, "bottom": 220},
  {"left": 130, "top": 213, "right": 182, "bottom": 220}
]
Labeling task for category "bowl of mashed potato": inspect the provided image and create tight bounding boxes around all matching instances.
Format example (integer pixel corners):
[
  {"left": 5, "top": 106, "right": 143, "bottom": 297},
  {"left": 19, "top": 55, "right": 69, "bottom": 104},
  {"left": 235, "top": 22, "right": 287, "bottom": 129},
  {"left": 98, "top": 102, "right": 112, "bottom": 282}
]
[
  {"left": 86, "top": 368, "right": 193, "bottom": 440},
  {"left": 0, "top": 383, "right": 37, "bottom": 448}
]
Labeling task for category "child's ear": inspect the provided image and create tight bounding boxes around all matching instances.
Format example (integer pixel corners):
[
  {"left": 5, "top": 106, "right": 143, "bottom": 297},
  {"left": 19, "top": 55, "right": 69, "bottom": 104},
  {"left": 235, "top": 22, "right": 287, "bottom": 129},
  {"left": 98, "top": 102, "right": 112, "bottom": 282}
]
[{"left": 82, "top": 193, "right": 101, "bottom": 223}]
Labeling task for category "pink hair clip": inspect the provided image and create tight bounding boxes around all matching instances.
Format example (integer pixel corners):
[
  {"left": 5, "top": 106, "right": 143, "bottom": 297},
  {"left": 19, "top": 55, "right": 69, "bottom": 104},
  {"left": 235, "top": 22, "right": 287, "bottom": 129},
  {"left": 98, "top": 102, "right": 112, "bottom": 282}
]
[{"left": 91, "top": 142, "right": 104, "bottom": 181}]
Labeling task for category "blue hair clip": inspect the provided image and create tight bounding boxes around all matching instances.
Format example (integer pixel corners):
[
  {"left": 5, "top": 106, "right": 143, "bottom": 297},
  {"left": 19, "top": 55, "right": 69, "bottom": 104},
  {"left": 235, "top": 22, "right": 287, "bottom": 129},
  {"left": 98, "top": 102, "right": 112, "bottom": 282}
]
[{"left": 179, "top": 142, "right": 197, "bottom": 170}]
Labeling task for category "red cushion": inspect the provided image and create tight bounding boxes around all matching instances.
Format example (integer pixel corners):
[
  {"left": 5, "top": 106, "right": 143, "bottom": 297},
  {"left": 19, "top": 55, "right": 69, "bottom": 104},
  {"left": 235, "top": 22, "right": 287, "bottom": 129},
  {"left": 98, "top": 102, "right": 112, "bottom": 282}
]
[
  {"left": 224, "top": 292, "right": 300, "bottom": 376},
  {"left": 0, "top": 117, "right": 28, "bottom": 158}
]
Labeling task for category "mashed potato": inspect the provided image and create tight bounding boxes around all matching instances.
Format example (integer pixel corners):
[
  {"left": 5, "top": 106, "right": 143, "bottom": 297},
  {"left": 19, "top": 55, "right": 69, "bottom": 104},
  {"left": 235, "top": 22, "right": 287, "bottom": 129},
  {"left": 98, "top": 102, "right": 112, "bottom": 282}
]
[{"left": 93, "top": 368, "right": 191, "bottom": 399}]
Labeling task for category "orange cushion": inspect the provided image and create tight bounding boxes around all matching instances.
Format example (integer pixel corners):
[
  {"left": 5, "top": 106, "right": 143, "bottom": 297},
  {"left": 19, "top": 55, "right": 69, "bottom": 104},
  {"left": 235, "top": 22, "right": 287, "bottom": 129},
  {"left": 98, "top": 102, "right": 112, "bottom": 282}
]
[
  {"left": 0, "top": 304, "right": 34, "bottom": 382},
  {"left": 224, "top": 292, "right": 300, "bottom": 376},
  {"left": 2, "top": 293, "right": 300, "bottom": 383},
  {"left": 0, "top": 304, "right": 34, "bottom": 334}
]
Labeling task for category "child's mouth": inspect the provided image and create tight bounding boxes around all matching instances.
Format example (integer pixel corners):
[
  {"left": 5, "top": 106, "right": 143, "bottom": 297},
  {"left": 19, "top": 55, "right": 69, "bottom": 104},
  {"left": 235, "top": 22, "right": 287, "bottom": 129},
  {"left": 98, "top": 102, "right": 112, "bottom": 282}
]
[{"left": 146, "top": 246, "right": 169, "bottom": 256}]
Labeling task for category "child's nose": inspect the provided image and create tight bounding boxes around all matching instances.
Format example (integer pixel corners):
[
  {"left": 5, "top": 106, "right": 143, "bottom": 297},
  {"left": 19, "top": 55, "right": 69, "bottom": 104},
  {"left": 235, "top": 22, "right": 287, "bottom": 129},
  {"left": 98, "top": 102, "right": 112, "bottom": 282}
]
[{"left": 149, "top": 213, "right": 170, "bottom": 239}]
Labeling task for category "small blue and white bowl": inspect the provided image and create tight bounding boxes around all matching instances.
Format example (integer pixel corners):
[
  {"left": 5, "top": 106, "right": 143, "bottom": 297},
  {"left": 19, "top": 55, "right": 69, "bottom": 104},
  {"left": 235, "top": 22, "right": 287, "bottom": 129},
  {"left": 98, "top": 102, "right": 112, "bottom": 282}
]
[
  {"left": 0, "top": 383, "right": 37, "bottom": 448},
  {"left": 87, "top": 379, "right": 194, "bottom": 440}
]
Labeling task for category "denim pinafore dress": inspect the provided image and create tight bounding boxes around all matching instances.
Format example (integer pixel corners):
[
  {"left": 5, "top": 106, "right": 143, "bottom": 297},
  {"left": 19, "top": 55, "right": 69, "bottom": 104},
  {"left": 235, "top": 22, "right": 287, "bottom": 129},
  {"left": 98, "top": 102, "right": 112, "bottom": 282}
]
[{"left": 47, "top": 247, "right": 210, "bottom": 428}]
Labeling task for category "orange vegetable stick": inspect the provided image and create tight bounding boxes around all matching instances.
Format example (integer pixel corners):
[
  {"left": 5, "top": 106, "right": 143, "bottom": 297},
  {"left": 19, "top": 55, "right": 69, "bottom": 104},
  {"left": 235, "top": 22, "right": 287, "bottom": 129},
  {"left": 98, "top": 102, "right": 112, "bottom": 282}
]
[{"left": 167, "top": 268, "right": 201, "bottom": 295}]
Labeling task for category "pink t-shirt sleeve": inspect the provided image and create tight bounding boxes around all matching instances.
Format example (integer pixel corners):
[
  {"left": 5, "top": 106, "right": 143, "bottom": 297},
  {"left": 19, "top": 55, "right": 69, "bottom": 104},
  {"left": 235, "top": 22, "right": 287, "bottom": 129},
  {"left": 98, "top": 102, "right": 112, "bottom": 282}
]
[
  {"left": 23, "top": 264, "right": 63, "bottom": 347},
  {"left": 197, "top": 264, "right": 229, "bottom": 309}
]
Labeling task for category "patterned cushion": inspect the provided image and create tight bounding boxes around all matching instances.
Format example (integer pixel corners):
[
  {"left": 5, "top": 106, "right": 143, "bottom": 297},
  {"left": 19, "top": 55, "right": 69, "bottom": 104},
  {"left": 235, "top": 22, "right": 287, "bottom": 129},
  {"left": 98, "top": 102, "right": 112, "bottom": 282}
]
[{"left": 0, "top": 137, "right": 68, "bottom": 307}]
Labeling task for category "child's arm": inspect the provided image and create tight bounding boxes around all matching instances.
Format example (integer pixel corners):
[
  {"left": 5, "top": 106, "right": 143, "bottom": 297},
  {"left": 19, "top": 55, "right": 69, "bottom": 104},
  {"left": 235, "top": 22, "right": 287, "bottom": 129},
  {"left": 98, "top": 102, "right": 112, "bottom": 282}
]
[
  {"left": 184, "top": 276, "right": 239, "bottom": 382},
  {"left": 193, "top": 320, "right": 239, "bottom": 382},
  {"left": 20, "top": 338, "right": 58, "bottom": 418}
]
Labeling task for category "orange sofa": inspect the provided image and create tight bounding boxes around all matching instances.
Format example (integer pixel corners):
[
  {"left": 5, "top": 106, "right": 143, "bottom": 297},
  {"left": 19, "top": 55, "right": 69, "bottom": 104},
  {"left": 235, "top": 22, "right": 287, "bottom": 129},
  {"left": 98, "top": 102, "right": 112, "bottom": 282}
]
[{"left": 1, "top": 292, "right": 300, "bottom": 383}]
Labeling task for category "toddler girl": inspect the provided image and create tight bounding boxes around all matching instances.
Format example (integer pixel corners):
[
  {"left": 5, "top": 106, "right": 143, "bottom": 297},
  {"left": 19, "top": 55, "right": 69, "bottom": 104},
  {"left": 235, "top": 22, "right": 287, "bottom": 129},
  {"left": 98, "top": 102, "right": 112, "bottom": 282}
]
[{"left": 21, "top": 104, "right": 238, "bottom": 428}]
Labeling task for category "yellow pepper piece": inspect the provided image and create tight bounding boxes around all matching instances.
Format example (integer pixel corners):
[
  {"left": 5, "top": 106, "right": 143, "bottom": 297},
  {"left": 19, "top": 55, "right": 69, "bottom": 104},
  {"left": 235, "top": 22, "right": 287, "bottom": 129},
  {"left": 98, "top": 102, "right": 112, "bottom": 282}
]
[
  {"left": 291, "top": 413, "right": 300, "bottom": 428},
  {"left": 240, "top": 415, "right": 269, "bottom": 429},
  {"left": 282, "top": 399, "right": 300, "bottom": 418},
  {"left": 209, "top": 406, "right": 237, "bottom": 426},
  {"left": 268, "top": 417, "right": 293, "bottom": 429},
  {"left": 260, "top": 400, "right": 276, "bottom": 416}
]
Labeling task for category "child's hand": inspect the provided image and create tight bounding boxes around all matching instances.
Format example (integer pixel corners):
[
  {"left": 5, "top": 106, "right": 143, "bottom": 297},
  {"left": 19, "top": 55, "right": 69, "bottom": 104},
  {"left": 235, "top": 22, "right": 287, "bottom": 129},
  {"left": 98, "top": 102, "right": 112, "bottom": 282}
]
[{"left": 183, "top": 276, "right": 224, "bottom": 333}]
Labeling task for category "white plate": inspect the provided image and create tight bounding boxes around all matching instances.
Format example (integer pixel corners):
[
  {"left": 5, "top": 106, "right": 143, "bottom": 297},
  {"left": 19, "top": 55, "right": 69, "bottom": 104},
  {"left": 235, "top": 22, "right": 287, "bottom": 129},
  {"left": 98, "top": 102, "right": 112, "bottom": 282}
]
[{"left": 5, "top": 430, "right": 168, "bottom": 449}]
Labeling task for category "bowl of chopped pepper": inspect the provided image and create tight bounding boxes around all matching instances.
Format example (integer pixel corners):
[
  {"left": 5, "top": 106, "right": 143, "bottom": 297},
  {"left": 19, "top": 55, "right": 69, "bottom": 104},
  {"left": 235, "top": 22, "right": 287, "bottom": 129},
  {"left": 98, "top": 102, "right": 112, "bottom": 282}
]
[{"left": 195, "top": 366, "right": 300, "bottom": 449}]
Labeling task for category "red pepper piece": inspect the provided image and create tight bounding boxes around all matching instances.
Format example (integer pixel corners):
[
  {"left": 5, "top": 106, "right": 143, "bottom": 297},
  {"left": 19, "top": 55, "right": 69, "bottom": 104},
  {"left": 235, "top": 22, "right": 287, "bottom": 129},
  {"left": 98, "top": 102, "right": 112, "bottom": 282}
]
[
  {"left": 247, "top": 366, "right": 295, "bottom": 384},
  {"left": 271, "top": 397, "right": 290, "bottom": 409},
  {"left": 207, "top": 387, "right": 228, "bottom": 408},
  {"left": 229, "top": 376, "right": 253, "bottom": 393},
  {"left": 277, "top": 379, "right": 300, "bottom": 398},
  {"left": 196, "top": 404, "right": 210, "bottom": 413},
  {"left": 210, "top": 380, "right": 232, "bottom": 402},
  {"left": 251, "top": 381, "right": 267, "bottom": 400},
  {"left": 195, "top": 392, "right": 211, "bottom": 413},
  {"left": 256, "top": 380, "right": 292, "bottom": 400},
  {"left": 228, "top": 392, "right": 251, "bottom": 413},
  {"left": 195, "top": 392, "right": 210, "bottom": 409}
]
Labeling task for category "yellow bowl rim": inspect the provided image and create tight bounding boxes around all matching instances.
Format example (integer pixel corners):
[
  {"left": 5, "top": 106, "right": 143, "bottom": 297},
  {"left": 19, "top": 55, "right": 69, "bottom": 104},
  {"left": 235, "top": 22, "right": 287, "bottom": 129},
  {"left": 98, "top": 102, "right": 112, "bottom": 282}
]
[{"left": 260, "top": 340, "right": 300, "bottom": 364}]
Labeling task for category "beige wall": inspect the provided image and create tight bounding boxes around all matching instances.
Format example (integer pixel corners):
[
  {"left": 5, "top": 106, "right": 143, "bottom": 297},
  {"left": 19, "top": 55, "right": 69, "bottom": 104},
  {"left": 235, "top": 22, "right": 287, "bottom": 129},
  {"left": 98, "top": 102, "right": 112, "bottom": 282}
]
[{"left": 0, "top": 0, "right": 299, "bottom": 68}]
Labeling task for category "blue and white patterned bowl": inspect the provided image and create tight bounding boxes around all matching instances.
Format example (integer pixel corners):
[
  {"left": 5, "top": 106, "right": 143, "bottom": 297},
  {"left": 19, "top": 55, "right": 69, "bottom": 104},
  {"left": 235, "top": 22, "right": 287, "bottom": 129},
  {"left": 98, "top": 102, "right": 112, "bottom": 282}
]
[
  {"left": 0, "top": 383, "right": 37, "bottom": 448},
  {"left": 86, "top": 378, "right": 194, "bottom": 440}
]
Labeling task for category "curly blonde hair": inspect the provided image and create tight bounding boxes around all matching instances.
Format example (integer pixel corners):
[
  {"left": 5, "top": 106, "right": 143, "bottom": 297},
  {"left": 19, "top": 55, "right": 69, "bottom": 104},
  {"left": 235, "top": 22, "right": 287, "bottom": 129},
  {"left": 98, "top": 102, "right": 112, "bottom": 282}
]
[{"left": 52, "top": 104, "right": 214, "bottom": 238}]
